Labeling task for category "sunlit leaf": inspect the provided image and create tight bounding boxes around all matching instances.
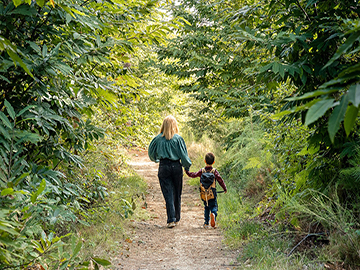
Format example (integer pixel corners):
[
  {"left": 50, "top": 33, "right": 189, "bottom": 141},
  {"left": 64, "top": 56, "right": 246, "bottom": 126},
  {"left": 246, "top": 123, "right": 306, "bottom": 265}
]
[
  {"left": 1, "top": 188, "right": 14, "bottom": 196},
  {"left": 305, "top": 99, "right": 334, "bottom": 126},
  {"left": 12, "top": 0, "right": 22, "bottom": 7},
  {"left": 30, "top": 178, "right": 46, "bottom": 203},
  {"left": 92, "top": 257, "right": 112, "bottom": 266}
]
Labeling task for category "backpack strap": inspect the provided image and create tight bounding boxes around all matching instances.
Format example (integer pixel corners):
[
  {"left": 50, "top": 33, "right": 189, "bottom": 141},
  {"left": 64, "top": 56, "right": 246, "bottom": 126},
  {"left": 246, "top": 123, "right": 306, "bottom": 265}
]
[
  {"left": 203, "top": 168, "right": 216, "bottom": 173},
  {"left": 211, "top": 168, "right": 216, "bottom": 188}
]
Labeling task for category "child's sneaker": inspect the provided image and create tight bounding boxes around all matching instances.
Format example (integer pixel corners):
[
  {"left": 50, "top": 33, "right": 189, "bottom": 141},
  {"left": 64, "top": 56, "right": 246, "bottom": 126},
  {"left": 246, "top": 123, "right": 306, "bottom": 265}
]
[
  {"left": 203, "top": 223, "right": 209, "bottom": 229},
  {"left": 210, "top": 213, "right": 216, "bottom": 228}
]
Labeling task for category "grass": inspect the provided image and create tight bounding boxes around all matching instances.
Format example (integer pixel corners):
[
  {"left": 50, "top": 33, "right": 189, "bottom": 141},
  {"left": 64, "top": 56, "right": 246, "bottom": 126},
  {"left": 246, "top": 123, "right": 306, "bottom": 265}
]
[
  {"left": 182, "top": 135, "right": 331, "bottom": 269},
  {"left": 74, "top": 147, "right": 149, "bottom": 262},
  {"left": 216, "top": 182, "right": 332, "bottom": 270}
]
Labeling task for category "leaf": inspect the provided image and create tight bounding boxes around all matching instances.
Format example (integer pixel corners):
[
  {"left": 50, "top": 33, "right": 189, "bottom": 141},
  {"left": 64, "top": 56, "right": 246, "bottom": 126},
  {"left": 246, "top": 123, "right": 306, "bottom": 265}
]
[
  {"left": 323, "top": 32, "right": 360, "bottom": 69},
  {"left": 30, "top": 178, "right": 46, "bottom": 203},
  {"left": 0, "top": 112, "right": 12, "bottom": 129},
  {"left": 305, "top": 99, "right": 334, "bottom": 126},
  {"left": 4, "top": 100, "right": 15, "bottom": 120},
  {"left": 60, "top": 5, "right": 75, "bottom": 18},
  {"left": 328, "top": 95, "right": 349, "bottom": 143},
  {"left": 28, "top": 41, "right": 42, "bottom": 55},
  {"left": 272, "top": 62, "right": 279, "bottom": 74},
  {"left": 0, "top": 75, "right": 10, "bottom": 83},
  {"left": 30, "top": 240, "right": 44, "bottom": 253},
  {"left": 0, "top": 224, "right": 19, "bottom": 235},
  {"left": 16, "top": 105, "right": 36, "bottom": 117},
  {"left": 0, "top": 125, "right": 11, "bottom": 140},
  {"left": 70, "top": 7, "right": 86, "bottom": 16},
  {"left": 286, "top": 89, "right": 338, "bottom": 101},
  {"left": 344, "top": 105, "right": 359, "bottom": 136},
  {"left": 36, "top": 0, "right": 45, "bottom": 7},
  {"left": 243, "top": 157, "right": 261, "bottom": 170},
  {"left": 348, "top": 84, "right": 360, "bottom": 107},
  {"left": 7, "top": 50, "right": 33, "bottom": 78},
  {"left": 306, "top": 0, "right": 319, "bottom": 8},
  {"left": 66, "top": 13, "right": 72, "bottom": 24},
  {"left": 1, "top": 188, "right": 14, "bottom": 196},
  {"left": 42, "top": 44, "right": 47, "bottom": 58},
  {"left": 259, "top": 63, "right": 272, "bottom": 73},
  {"left": 12, "top": 0, "right": 22, "bottom": 7},
  {"left": 302, "top": 65, "right": 312, "bottom": 74},
  {"left": 71, "top": 241, "right": 82, "bottom": 258},
  {"left": 9, "top": 5, "right": 37, "bottom": 15},
  {"left": 177, "top": 17, "right": 192, "bottom": 26},
  {"left": 92, "top": 257, "right": 112, "bottom": 266},
  {"left": 14, "top": 172, "right": 30, "bottom": 186},
  {"left": 279, "top": 65, "right": 285, "bottom": 78}
]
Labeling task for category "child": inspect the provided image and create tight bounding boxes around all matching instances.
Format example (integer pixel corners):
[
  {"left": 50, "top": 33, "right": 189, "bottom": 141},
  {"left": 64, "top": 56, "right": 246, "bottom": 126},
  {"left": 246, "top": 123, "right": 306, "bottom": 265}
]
[{"left": 185, "top": 152, "right": 227, "bottom": 228}]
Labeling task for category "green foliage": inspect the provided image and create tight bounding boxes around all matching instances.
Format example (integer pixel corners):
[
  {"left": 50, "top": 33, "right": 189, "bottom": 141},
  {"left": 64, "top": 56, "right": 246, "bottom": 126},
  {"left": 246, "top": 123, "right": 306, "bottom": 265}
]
[
  {"left": 74, "top": 146, "right": 148, "bottom": 260},
  {"left": 219, "top": 117, "right": 272, "bottom": 197},
  {"left": 0, "top": 0, "right": 178, "bottom": 267},
  {"left": 218, "top": 182, "right": 324, "bottom": 270},
  {"left": 284, "top": 189, "right": 360, "bottom": 266},
  {"left": 158, "top": 0, "right": 271, "bottom": 118},
  {"left": 158, "top": 0, "right": 360, "bottom": 195}
]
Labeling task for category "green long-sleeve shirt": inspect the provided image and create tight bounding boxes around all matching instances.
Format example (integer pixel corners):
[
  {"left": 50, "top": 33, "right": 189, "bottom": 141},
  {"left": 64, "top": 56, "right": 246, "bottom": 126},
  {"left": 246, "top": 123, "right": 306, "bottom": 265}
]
[{"left": 148, "top": 133, "right": 192, "bottom": 170}]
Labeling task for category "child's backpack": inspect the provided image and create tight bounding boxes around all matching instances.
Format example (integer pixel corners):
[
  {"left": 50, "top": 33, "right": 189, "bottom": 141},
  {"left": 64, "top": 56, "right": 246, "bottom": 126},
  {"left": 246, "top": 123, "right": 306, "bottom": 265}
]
[{"left": 199, "top": 168, "right": 216, "bottom": 206}]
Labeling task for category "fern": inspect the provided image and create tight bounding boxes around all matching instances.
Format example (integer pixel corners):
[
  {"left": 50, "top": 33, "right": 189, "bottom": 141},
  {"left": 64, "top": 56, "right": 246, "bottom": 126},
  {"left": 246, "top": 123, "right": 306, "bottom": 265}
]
[{"left": 341, "top": 147, "right": 360, "bottom": 183}]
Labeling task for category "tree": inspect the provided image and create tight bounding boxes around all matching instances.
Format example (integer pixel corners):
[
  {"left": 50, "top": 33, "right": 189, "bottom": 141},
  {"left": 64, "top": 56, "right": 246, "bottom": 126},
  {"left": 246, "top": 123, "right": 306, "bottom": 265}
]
[
  {"left": 158, "top": 0, "right": 360, "bottom": 190},
  {"left": 0, "top": 0, "right": 173, "bottom": 267}
]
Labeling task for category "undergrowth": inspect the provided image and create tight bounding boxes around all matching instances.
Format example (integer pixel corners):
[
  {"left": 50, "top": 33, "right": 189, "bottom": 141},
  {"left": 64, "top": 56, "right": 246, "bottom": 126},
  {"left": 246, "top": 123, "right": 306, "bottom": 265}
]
[
  {"left": 217, "top": 184, "right": 329, "bottom": 269},
  {"left": 185, "top": 125, "right": 337, "bottom": 269},
  {"left": 73, "top": 145, "right": 148, "bottom": 262}
]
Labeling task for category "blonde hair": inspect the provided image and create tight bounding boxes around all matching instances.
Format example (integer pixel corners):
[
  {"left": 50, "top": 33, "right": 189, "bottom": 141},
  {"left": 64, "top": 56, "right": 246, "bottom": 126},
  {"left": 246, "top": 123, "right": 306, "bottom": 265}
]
[{"left": 160, "top": 115, "right": 179, "bottom": 140}]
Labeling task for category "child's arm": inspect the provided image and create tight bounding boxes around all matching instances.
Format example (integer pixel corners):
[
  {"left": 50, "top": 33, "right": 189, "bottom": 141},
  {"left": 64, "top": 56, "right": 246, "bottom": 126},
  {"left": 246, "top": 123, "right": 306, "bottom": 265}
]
[
  {"left": 185, "top": 169, "right": 202, "bottom": 178},
  {"left": 214, "top": 170, "right": 227, "bottom": 193}
]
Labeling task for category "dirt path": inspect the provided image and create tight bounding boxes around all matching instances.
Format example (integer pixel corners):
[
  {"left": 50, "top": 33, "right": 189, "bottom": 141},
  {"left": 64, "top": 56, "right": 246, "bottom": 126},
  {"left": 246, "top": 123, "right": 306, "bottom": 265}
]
[{"left": 112, "top": 149, "right": 239, "bottom": 270}]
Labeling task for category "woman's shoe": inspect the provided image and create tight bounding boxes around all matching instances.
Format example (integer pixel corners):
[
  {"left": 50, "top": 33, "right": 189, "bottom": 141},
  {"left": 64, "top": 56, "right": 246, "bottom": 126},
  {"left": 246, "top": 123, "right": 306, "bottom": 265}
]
[{"left": 167, "top": 222, "right": 176, "bottom": 228}]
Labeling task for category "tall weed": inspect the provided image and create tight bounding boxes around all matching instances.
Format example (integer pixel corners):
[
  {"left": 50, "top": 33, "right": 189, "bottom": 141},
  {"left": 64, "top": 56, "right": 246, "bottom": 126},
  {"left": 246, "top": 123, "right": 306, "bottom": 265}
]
[
  {"left": 221, "top": 117, "right": 272, "bottom": 197},
  {"left": 284, "top": 189, "right": 360, "bottom": 266},
  {"left": 74, "top": 145, "right": 148, "bottom": 259}
]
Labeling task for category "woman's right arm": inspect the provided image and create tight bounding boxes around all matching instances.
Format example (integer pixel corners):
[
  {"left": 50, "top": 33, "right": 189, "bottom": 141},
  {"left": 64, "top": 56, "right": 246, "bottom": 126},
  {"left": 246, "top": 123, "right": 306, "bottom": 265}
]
[
  {"left": 148, "top": 136, "right": 158, "bottom": 162},
  {"left": 178, "top": 136, "right": 192, "bottom": 170}
]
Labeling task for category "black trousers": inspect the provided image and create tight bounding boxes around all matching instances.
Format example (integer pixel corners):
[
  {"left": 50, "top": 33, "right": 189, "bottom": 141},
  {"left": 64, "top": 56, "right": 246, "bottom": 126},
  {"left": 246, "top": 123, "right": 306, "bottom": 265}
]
[{"left": 158, "top": 159, "right": 183, "bottom": 224}]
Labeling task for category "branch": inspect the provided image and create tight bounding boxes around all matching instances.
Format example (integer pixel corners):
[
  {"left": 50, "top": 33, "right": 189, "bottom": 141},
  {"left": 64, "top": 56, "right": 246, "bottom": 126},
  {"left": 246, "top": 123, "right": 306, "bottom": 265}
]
[
  {"left": 31, "top": 6, "right": 53, "bottom": 40},
  {"left": 80, "top": 0, "right": 94, "bottom": 7},
  {"left": 295, "top": 0, "right": 311, "bottom": 22},
  {"left": 287, "top": 232, "right": 325, "bottom": 256},
  {"left": 90, "top": 62, "right": 99, "bottom": 73}
]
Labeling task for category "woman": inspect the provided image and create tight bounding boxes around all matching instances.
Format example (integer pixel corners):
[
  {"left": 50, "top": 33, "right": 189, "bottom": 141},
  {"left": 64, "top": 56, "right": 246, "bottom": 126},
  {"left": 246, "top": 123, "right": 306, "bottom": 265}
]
[{"left": 148, "top": 115, "right": 192, "bottom": 228}]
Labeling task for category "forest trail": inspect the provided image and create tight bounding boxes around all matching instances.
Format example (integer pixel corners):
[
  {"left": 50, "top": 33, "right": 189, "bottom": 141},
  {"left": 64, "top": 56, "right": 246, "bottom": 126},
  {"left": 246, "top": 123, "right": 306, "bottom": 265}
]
[{"left": 113, "top": 149, "right": 239, "bottom": 270}]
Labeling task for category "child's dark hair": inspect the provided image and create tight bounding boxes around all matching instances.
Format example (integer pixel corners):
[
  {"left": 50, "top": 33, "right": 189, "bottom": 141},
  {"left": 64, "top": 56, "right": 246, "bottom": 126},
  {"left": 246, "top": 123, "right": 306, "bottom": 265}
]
[{"left": 205, "top": 152, "right": 215, "bottom": 165}]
